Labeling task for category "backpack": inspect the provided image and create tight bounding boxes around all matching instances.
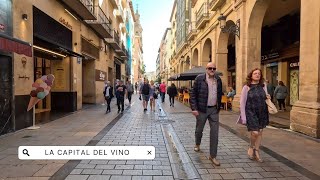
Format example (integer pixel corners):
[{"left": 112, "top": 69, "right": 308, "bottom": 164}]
[{"left": 142, "top": 84, "right": 150, "bottom": 95}]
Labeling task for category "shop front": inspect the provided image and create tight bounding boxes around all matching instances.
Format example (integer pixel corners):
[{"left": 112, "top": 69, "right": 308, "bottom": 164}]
[
  {"left": 81, "top": 37, "right": 100, "bottom": 104},
  {"left": 32, "top": 6, "right": 83, "bottom": 123},
  {"left": 0, "top": 0, "right": 33, "bottom": 135}
]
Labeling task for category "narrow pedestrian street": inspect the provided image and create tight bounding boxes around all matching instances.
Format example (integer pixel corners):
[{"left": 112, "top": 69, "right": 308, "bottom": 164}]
[{"left": 0, "top": 94, "right": 319, "bottom": 180}]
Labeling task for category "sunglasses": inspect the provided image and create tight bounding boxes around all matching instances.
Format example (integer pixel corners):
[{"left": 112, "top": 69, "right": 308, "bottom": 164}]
[{"left": 207, "top": 67, "right": 216, "bottom": 71}]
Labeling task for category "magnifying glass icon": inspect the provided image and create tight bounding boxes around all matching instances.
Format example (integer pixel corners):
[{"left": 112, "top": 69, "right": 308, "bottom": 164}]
[{"left": 23, "top": 149, "right": 30, "bottom": 156}]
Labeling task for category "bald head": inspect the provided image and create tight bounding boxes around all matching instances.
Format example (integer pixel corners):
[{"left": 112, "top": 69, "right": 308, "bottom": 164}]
[{"left": 206, "top": 62, "right": 216, "bottom": 68}]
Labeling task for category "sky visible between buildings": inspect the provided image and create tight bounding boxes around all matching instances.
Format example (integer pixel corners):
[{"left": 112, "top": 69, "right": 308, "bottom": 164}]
[{"left": 133, "top": 0, "right": 174, "bottom": 72}]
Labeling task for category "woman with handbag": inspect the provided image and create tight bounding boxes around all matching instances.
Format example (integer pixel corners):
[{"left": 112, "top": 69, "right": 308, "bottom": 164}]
[
  {"left": 239, "top": 68, "right": 270, "bottom": 163},
  {"left": 149, "top": 80, "right": 156, "bottom": 112}
]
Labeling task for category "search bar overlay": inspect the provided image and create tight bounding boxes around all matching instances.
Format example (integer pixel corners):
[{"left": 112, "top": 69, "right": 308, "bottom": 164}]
[{"left": 18, "top": 146, "right": 155, "bottom": 160}]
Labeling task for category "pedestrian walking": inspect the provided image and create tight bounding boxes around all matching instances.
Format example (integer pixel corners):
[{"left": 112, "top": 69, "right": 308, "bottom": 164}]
[
  {"left": 135, "top": 82, "right": 138, "bottom": 94},
  {"left": 266, "top": 80, "right": 275, "bottom": 102},
  {"left": 274, "top": 81, "right": 288, "bottom": 111},
  {"left": 115, "top": 80, "right": 127, "bottom": 113},
  {"left": 140, "top": 78, "right": 151, "bottom": 111},
  {"left": 167, "top": 83, "right": 178, "bottom": 107},
  {"left": 149, "top": 80, "right": 156, "bottom": 112},
  {"left": 126, "top": 80, "right": 134, "bottom": 104},
  {"left": 190, "top": 62, "right": 223, "bottom": 166},
  {"left": 239, "top": 68, "right": 270, "bottom": 163},
  {"left": 159, "top": 81, "right": 166, "bottom": 103},
  {"left": 103, "top": 81, "right": 114, "bottom": 113},
  {"left": 102, "top": 81, "right": 108, "bottom": 105}
]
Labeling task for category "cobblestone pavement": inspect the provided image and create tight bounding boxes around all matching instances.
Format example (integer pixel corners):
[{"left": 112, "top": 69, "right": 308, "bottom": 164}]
[
  {"left": 0, "top": 100, "right": 120, "bottom": 180},
  {"left": 61, "top": 96, "right": 312, "bottom": 180}
]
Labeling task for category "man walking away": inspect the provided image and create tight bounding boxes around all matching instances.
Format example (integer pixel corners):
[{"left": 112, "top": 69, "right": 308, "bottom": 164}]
[
  {"left": 115, "top": 80, "right": 127, "bottom": 113},
  {"left": 167, "top": 83, "right": 178, "bottom": 107},
  {"left": 159, "top": 81, "right": 166, "bottom": 103},
  {"left": 126, "top": 80, "right": 134, "bottom": 104},
  {"left": 103, "top": 81, "right": 114, "bottom": 113},
  {"left": 190, "top": 62, "right": 223, "bottom": 166},
  {"left": 140, "top": 79, "right": 150, "bottom": 111}
]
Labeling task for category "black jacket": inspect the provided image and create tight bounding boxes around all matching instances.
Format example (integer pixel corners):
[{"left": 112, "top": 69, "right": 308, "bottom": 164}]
[
  {"left": 103, "top": 86, "right": 114, "bottom": 99},
  {"left": 167, "top": 86, "right": 178, "bottom": 97},
  {"left": 190, "top": 73, "right": 223, "bottom": 113}
]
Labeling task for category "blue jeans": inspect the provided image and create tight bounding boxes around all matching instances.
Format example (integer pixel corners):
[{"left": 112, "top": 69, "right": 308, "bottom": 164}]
[{"left": 160, "top": 92, "right": 165, "bottom": 102}]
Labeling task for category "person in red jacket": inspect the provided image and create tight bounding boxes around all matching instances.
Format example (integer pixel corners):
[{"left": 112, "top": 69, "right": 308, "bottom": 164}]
[{"left": 159, "top": 82, "right": 166, "bottom": 103}]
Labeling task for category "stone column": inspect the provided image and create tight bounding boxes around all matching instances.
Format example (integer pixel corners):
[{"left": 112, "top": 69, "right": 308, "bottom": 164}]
[
  {"left": 216, "top": 51, "right": 228, "bottom": 92},
  {"left": 290, "top": 0, "right": 320, "bottom": 138}
]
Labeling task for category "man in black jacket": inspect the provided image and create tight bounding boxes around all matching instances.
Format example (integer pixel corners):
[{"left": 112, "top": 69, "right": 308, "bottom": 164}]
[
  {"left": 190, "top": 62, "right": 223, "bottom": 166},
  {"left": 103, "top": 81, "right": 114, "bottom": 113}
]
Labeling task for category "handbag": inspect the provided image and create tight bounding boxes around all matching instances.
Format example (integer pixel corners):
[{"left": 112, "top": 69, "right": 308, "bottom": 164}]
[
  {"left": 153, "top": 92, "right": 158, "bottom": 99},
  {"left": 263, "top": 83, "right": 278, "bottom": 114},
  {"left": 265, "top": 98, "right": 278, "bottom": 114}
]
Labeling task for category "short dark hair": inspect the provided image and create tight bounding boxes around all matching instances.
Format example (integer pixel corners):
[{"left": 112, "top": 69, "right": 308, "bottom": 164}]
[{"left": 279, "top": 81, "right": 284, "bottom": 86}]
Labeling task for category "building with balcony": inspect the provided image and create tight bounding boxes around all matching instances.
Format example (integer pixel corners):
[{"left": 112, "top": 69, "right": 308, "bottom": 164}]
[
  {"left": 0, "top": 0, "right": 142, "bottom": 135},
  {"left": 133, "top": 8, "right": 144, "bottom": 84}
]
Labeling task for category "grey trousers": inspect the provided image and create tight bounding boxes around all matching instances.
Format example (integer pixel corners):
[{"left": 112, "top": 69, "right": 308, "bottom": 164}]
[{"left": 195, "top": 107, "right": 219, "bottom": 157}]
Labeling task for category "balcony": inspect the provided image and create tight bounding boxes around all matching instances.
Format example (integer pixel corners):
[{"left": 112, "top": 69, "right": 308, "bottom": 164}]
[
  {"left": 210, "top": 0, "right": 226, "bottom": 11},
  {"left": 187, "top": 21, "right": 197, "bottom": 41},
  {"left": 121, "top": 49, "right": 129, "bottom": 60},
  {"left": 120, "top": 23, "right": 126, "bottom": 33},
  {"left": 106, "top": 30, "right": 121, "bottom": 50},
  {"left": 61, "top": 0, "right": 96, "bottom": 20},
  {"left": 196, "top": 2, "right": 209, "bottom": 29},
  {"left": 85, "top": 6, "right": 112, "bottom": 38},
  {"left": 115, "top": 7, "right": 124, "bottom": 23},
  {"left": 116, "top": 42, "right": 126, "bottom": 56}
]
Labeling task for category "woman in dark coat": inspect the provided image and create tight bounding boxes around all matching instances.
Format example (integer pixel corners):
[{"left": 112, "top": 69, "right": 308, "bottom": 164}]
[
  {"left": 167, "top": 83, "right": 178, "bottom": 107},
  {"left": 103, "top": 81, "right": 114, "bottom": 113},
  {"left": 239, "top": 68, "right": 270, "bottom": 162}
]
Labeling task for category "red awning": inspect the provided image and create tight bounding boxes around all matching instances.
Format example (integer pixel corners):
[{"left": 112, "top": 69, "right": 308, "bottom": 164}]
[{"left": 0, "top": 35, "right": 32, "bottom": 57}]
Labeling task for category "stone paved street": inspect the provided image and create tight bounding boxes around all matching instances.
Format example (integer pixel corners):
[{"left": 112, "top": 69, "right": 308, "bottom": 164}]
[{"left": 0, "top": 95, "right": 319, "bottom": 179}]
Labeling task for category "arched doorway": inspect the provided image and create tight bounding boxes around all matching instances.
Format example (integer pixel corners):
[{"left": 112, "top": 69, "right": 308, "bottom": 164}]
[
  {"left": 179, "top": 61, "right": 184, "bottom": 74},
  {"left": 192, "top": 48, "right": 199, "bottom": 67},
  {"left": 185, "top": 56, "right": 191, "bottom": 71},
  {"left": 202, "top": 38, "right": 212, "bottom": 66},
  {"left": 247, "top": 0, "right": 302, "bottom": 132}
]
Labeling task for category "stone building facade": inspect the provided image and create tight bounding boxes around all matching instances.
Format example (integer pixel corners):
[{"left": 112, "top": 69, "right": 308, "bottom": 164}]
[
  {"left": 166, "top": 0, "right": 320, "bottom": 138},
  {"left": 0, "top": 0, "right": 141, "bottom": 135}
]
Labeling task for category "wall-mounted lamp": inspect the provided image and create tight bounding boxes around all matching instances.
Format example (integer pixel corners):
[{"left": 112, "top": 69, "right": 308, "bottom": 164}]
[
  {"left": 22, "top": 14, "right": 28, "bottom": 20},
  {"left": 21, "top": 57, "right": 27, "bottom": 68},
  {"left": 218, "top": 14, "right": 240, "bottom": 39}
]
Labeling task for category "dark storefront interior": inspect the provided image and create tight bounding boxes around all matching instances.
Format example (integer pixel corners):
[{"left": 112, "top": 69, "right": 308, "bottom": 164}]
[{"left": 31, "top": 6, "right": 82, "bottom": 124}]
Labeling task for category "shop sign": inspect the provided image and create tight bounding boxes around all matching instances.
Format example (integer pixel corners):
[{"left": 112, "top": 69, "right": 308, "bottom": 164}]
[
  {"left": 261, "top": 52, "right": 279, "bottom": 61},
  {"left": 266, "top": 62, "right": 278, "bottom": 67},
  {"left": 59, "top": 17, "right": 72, "bottom": 30},
  {"left": 95, "top": 70, "right": 107, "bottom": 81},
  {"left": 290, "top": 62, "right": 300, "bottom": 68}
]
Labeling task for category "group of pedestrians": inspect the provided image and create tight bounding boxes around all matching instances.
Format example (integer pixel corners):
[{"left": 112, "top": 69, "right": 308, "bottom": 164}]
[{"left": 103, "top": 79, "right": 135, "bottom": 114}]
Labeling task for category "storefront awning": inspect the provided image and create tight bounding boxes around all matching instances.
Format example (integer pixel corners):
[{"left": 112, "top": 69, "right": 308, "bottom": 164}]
[
  {"left": 0, "top": 34, "right": 32, "bottom": 57},
  {"left": 34, "top": 35, "right": 84, "bottom": 59}
]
